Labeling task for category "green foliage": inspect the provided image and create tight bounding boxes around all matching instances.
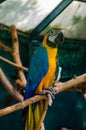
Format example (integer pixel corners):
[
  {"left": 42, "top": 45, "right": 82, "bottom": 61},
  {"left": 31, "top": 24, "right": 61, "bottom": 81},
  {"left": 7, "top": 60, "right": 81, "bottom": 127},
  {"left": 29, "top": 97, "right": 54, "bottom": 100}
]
[
  {"left": 72, "top": 15, "right": 86, "bottom": 25},
  {"left": 83, "top": 16, "right": 86, "bottom": 22},
  {"left": 72, "top": 15, "right": 82, "bottom": 25}
]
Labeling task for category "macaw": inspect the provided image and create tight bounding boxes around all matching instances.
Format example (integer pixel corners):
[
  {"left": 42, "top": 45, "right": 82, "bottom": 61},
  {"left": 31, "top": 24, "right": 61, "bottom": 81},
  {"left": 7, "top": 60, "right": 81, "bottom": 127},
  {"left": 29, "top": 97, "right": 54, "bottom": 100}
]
[{"left": 24, "top": 28, "right": 64, "bottom": 130}]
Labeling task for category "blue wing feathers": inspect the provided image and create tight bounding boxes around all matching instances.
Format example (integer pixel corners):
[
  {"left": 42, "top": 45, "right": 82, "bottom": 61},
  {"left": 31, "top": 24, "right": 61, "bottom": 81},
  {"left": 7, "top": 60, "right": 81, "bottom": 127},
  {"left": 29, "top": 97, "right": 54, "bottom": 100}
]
[{"left": 24, "top": 45, "right": 49, "bottom": 99}]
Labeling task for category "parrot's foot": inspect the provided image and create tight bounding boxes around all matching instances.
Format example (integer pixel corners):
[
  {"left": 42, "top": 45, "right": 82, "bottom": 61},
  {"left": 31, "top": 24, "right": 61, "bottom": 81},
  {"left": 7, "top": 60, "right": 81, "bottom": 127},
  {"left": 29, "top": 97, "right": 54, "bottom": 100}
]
[
  {"left": 42, "top": 87, "right": 55, "bottom": 100},
  {"left": 37, "top": 87, "right": 55, "bottom": 106}
]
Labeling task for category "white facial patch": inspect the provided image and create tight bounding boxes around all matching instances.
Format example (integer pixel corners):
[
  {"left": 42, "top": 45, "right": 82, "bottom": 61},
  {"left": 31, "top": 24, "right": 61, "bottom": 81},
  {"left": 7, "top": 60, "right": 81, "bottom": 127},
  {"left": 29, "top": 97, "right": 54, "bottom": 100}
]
[{"left": 48, "top": 35, "right": 57, "bottom": 43}]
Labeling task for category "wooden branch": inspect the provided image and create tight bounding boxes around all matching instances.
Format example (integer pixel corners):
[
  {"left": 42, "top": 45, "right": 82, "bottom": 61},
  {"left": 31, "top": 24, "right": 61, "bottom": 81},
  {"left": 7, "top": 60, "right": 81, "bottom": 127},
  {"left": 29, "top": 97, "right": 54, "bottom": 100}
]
[
  {"left": 10, "top": 25, "right": 26, "bottom": 87},
  {"left": 0, "top": 41, "right": 12, "bottom": 53},
  {"left": 54, "top": 73, "right": 86, "bottom": 94},
  {"left": 0, "top": 56, "right": 28, "bottom": 72},
  {"left": 0, "top": 68, "right": 23, "bottom": 102},
  {"left": 0, "top": 95, "right": 46, "bottom": 117},
  {"left": 0, "top": 73, "right": 85, "bottom": 117},
  {"left": 15, "top": 79, "right": 27, "bottom": 88}
]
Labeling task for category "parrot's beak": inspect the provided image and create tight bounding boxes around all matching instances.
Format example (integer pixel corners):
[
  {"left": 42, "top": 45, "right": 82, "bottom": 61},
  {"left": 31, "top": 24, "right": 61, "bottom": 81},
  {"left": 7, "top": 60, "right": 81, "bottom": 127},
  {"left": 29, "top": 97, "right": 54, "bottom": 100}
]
[{"left": 55, "top": 36, "right": 63, "bottom": 46}]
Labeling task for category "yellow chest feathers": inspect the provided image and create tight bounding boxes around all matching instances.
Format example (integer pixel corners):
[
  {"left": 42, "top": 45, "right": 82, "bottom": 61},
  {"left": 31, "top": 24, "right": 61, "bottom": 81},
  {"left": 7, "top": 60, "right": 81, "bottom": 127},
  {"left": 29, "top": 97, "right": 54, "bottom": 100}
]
[
  {"left": 43, "top": 45, "right": 57, "bottom": 87},
  {"left": 36, "top": 35, "right": 58, "bottom": 93}
]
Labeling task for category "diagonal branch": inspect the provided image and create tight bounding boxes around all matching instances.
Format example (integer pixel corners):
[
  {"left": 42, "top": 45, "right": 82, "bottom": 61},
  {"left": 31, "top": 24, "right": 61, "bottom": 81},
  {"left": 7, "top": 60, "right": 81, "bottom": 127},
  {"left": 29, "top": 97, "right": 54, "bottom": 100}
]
[
  {"left": 0, "top": 68, "right": 23, "bottom": 102},
  {"left": 54, "top": 73, "right": 86, "bottom": 94},
  {"left": 0, "top": 41, "right": 12, "bottom": 53},
  {"left": 0, "top": 56, "right": 28, "bottom": 72},
  {"left": 0, "top": 73, "right": 86, "bottom": 117}
]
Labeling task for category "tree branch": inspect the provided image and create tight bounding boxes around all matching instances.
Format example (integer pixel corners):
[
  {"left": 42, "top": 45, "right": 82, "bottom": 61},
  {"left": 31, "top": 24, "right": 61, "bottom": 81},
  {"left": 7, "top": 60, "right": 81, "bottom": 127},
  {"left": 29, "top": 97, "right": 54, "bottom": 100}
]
[
  {"left": 0, "top": 56, "right": 28, "bottom": 72},
  {"left": 0, "top": 68, "right": 23, "bottom": 102},
  {"left": 10, "top": 25, "right": 26, "bottom": 87},
  {"left": 0, "top": 73, "right": 86, "bottom": 117},
  {"left": 54, "top": 73, "right": 86, "bottom": 94},
  {"left": 0, "top": 41, "right": 12, "bottom": 53}
]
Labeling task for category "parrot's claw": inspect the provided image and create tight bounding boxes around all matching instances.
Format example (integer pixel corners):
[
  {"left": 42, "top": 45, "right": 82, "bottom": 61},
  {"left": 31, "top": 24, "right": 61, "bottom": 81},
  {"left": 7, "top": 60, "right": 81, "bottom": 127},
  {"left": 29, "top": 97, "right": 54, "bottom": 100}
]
[
  {"left": 41, "top": 87, "right": 55, "bottom": 106},
  {"left": 42, "top": 87, "right": 55, "bottom": 106},
  {"left": 36, "top": 87, "right": 55, "bottom": 106},
  {"left": 42, "top": 87, "right": 55, "bottom": 100}
]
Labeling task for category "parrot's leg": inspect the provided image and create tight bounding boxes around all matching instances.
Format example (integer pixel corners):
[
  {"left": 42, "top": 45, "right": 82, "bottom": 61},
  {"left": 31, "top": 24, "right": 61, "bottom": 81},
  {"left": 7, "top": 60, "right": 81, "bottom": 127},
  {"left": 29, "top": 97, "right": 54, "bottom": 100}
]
[
  {"left": 42, "top": 87, "right": 55, "bottom": 106},
  {"left": 42, "top": 87, "right": 55, "bottom": 100},
  {"left": 36, "top": 87, "right": 55, "bottom": 106}
]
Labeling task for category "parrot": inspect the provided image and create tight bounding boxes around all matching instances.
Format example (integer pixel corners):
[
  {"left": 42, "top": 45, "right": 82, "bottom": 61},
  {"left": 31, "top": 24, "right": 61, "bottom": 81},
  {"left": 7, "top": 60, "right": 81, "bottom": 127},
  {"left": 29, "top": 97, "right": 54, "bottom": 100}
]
[{"left": 23, "top": 27, "right": 64, "bottom": 130}]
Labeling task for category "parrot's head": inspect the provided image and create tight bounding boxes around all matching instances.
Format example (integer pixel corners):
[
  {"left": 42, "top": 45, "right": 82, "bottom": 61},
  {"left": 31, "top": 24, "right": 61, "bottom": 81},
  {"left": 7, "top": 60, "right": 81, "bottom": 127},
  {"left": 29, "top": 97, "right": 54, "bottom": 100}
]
[{"left": 47, "top": 27, "right": 64, "bottom": 48}]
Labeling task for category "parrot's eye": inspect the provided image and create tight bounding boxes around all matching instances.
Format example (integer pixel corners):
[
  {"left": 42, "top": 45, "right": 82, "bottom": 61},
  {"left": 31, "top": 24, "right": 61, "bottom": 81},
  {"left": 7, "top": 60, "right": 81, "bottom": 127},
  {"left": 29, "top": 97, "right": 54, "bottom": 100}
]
[{"left": 49, "top": 29, "right": 58, "bottom": 36}]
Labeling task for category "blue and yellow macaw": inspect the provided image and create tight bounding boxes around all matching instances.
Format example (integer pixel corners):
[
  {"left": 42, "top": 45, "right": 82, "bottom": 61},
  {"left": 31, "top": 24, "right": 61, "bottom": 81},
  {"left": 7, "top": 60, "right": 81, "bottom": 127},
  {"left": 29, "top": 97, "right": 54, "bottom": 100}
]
[{"left": 24, "top": 28, "right": 64, "bottom": 130}]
